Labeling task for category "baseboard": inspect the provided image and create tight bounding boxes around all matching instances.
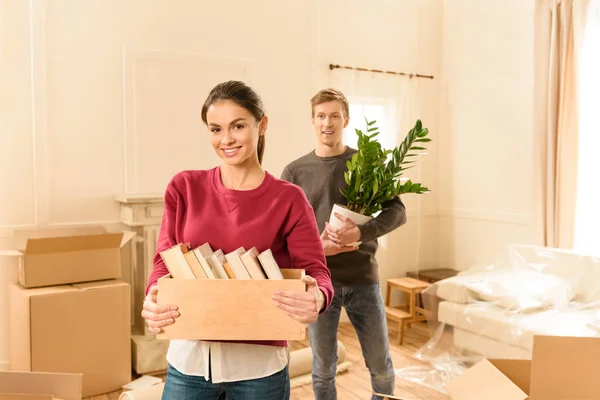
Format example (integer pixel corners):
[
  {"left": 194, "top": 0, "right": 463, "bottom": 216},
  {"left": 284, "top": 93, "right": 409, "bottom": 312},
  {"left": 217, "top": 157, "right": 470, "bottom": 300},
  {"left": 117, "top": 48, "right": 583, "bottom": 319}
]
[{"left": 0, "top": 360, "right": 9, "bottom": 371}]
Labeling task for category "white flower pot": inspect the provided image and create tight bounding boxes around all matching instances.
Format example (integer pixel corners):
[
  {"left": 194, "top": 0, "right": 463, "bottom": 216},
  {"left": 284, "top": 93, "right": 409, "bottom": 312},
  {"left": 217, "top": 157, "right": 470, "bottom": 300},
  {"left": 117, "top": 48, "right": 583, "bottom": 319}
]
[{"left": 328, "top": 204, "right": 373, "bottom": 246}]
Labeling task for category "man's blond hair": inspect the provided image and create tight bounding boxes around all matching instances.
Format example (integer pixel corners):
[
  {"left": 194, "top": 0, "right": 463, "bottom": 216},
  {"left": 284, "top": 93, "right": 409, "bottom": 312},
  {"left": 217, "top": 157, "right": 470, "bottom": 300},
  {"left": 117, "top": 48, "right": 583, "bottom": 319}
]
[{"left": 310, "top": 88, "right": 349, "bottom": 118}]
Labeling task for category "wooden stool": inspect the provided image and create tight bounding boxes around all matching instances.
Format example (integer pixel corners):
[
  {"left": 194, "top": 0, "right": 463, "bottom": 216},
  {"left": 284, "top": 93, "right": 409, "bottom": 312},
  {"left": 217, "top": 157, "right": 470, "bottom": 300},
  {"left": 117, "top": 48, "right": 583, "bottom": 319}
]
[{"left": 384, "top": 277, "right": 431, "bottom": 345}]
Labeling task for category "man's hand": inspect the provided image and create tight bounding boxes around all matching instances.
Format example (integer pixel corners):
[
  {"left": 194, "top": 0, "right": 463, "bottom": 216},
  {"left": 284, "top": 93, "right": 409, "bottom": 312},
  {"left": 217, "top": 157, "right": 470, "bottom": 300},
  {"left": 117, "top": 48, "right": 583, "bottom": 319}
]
[
  {"left": 321, "top": 222, "right": 358, "bottom": 256},
  {"left": 327, "top": 212, "right": 361, "bottom": 246}
]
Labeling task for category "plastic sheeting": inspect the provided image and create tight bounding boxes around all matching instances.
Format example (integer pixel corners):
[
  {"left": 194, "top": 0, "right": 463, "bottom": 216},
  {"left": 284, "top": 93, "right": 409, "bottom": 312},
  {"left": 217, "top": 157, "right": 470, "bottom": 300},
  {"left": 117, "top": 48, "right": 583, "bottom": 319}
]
[{"left": 395, "top": 243, "right": 600, "bottom": 394}]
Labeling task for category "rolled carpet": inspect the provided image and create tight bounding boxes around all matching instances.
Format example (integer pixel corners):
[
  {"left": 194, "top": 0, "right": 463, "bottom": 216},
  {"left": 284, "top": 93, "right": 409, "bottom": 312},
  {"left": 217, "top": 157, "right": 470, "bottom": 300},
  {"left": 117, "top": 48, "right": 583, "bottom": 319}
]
[
  {"left": 118, "top": 383, "right": 165, "bottom": 400},
  {"left": 289, "top": 341, "right": 351, "bottom": 388}
]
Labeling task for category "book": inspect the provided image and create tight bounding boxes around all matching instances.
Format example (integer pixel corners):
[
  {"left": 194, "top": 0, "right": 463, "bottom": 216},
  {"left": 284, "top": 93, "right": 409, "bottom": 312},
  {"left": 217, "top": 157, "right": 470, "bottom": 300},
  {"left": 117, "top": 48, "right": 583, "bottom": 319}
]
[
  {"left": 240, "top": 247, "right": 267, "bottom": 280},
  {"left": 191, "top": 242, "right": 219, "bottom": 279},
  {"left": 206, "top": 249, "right": 230, "bottom": 280},
  {"left": 196, "top": 242, "right": 213, "bottom": 258},
  {"left": 222, "top": 262, "right": 237, "bottom": 279},
  {"left": 257, "top": 249, "right": 284, "bottom": 280},
  {"left": 190, "top": 249, "right": 214, "bottom": 279},
  {"left": 224, "top": 247, "right": 251, "bottom": 279},
  {"left": 159, "top": 243, "right": 196, "bottom": 279},
  {"left": 183, "top": 251, "right": 208, "bottom": 279}
]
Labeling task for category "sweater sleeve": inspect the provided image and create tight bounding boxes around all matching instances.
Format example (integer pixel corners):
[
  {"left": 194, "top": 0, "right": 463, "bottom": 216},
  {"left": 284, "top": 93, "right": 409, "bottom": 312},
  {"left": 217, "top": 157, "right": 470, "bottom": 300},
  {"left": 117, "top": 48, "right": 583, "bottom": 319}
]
[
  {"left": 280, "top": 165, "right": 294, "bottom": 183},
  {"left": 285, "top": 198, "right": 334, "bottom": 313},
  {"left": 145, "top": 180, "right": 182, "bottom": 295},
  {"left": 357, "top": 196, "right": 407, "bottom": 243}
]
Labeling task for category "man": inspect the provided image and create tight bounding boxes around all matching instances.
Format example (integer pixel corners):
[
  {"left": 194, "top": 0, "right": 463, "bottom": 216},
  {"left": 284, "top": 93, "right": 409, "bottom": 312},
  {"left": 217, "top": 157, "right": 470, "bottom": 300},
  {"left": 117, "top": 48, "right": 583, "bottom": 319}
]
[{"left": 281, "top": 88, "right": 407, "bottom": 400}]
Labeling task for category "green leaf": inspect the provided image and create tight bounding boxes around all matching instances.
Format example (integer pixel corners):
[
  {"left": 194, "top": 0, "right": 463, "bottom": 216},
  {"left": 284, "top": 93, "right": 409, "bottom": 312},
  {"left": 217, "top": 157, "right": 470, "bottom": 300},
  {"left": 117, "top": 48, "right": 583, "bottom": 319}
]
[{"left": 343, "top": 118, "right": 432, "bottom": 215}]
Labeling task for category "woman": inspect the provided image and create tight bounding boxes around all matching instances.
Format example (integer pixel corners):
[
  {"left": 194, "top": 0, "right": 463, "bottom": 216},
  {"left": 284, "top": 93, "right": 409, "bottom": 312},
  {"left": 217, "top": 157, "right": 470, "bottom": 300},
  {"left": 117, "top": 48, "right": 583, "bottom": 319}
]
[{"left": 141, "top": 80, "right": 334, "bottom": 400}]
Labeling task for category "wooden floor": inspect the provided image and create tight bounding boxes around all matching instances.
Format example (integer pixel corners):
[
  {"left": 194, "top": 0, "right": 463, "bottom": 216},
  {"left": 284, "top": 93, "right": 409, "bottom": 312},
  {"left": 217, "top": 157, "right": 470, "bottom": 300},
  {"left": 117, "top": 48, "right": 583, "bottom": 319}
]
[{"left": 89, "top": 322, "right": 450, "bottom": 400}]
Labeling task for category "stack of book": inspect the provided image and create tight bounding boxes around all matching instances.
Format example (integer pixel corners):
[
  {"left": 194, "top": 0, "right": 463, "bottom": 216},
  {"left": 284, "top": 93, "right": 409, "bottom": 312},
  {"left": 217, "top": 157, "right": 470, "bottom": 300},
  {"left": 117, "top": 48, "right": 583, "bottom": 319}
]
[{"left": 159, "top": 243, "right": 285, "bottom": 280}]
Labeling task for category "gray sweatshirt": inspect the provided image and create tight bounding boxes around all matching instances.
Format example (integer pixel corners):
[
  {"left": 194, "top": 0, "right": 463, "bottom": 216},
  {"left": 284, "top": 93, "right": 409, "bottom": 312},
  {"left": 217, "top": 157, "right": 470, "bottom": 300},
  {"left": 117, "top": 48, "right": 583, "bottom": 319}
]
[{"left": 281, "top": 147, "right": 407, "bottom": 285}]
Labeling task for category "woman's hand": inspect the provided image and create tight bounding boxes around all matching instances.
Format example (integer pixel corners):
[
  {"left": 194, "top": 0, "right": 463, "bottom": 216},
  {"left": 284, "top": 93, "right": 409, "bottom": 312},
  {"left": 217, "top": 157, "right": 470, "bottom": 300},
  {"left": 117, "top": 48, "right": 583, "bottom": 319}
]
[
  {"left": 272, "top": 275, "right": 325, "bottom": 325},
  {"left": 141, "top": 285, "right": 180, "bottom": 334}
]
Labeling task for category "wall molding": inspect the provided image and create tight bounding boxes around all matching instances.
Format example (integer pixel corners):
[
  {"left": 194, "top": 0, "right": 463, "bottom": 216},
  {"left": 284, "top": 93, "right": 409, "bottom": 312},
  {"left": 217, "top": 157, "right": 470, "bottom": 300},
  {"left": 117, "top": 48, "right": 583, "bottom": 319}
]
[
  {"left": 0, "top": 210, "right": 531, "bottom": 237},
  {"left": 0, "top": 360, "right": 8, "bottom": 371},
  {"left": 438, "top": 208, "right": 533, "bottom": 225},
  {"left": 29, "top": 0, "right": 50, "bottom": 225},
  {"left": 121, "top": 47, "right": 256, "bottom": 194},
  {"left": 308, "top": 0, "right": 323, "bottom": 91}
]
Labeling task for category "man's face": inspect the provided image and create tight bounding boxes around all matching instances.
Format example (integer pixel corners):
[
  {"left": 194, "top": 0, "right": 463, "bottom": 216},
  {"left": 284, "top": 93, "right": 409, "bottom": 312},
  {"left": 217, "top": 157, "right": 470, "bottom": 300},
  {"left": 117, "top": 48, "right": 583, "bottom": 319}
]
[{"left": 311, "top": 101, "right": 349, "bottom": 149}]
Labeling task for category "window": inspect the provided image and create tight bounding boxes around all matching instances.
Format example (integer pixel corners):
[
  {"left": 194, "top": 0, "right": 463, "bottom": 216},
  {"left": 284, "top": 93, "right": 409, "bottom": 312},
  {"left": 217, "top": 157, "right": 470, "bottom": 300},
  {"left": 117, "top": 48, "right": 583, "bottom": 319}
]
[
  {"left": 573, "top": 2, "right": 600, "bottom": 255},
  {"left": 343, "top": 97, "right": 397, "bottom": 150}
]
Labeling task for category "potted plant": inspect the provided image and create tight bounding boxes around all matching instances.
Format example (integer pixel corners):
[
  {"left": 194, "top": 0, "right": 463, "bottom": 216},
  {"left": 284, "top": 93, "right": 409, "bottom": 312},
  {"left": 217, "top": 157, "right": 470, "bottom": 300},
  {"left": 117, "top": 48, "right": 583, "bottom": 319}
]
[{"left": 328, "top": 118, "right": 431, "bottom": 245}]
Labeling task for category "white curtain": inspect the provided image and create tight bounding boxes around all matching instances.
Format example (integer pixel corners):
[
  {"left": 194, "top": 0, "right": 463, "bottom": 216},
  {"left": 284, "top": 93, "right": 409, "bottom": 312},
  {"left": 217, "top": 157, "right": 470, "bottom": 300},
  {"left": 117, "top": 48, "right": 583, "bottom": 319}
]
[
  {"left": 573, "top": 0, "right": 600, "bottom": 255},
  {"left": 328, "top": 69, "right": 423, "bottom": 150},
  {"left": 535, "top": 0, "right": 586, "bottom": 248}
]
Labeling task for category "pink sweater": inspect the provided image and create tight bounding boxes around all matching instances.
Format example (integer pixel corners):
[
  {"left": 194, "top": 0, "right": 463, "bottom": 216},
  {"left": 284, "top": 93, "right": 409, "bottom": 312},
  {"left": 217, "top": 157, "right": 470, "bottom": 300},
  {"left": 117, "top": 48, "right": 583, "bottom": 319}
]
[{"left": 146, "top": 167, "right": 333, "bottom": 347}]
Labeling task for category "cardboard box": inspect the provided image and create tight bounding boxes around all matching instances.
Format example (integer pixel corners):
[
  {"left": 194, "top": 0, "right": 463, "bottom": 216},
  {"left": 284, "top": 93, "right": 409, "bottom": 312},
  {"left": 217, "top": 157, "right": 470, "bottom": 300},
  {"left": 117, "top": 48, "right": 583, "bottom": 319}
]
[
  {"left": 0, "top": 226, "right": 135, "bottom": 288},
  {"left": 0, "top": 371, "right": 82, "bottom": 400},
  {"left": 157, "top": 269, "right": 307, "bottom": 341},
  {"left": 131, "top": 334, "right": 169, "bottom": 374},
  {"left": 446, "top": 335, "right": 600, "bottom": 399},
  {"left": 9, "top": 280, "right": 131, "bottom": 397}
]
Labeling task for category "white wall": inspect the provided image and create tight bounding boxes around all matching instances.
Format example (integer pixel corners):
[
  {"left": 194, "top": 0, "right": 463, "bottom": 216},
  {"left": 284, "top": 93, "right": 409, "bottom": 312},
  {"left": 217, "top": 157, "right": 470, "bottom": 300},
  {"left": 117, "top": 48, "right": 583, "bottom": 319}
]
[
  {"left": 0, "top": 0, "right": 319, "bottom": 231},
  {"left": 0, "top": 0, "right": 443, "bottom": 369},
  {"left": 438, "top": 0, "right": 541, "bottom": 270}
]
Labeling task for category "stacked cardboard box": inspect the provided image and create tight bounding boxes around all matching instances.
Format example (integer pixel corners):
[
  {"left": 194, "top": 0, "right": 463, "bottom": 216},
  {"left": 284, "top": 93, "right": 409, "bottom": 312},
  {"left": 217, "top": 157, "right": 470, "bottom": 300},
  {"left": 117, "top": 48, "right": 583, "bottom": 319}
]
[{"left": 0, "top": 226, "right": 135, "bottom": 398}]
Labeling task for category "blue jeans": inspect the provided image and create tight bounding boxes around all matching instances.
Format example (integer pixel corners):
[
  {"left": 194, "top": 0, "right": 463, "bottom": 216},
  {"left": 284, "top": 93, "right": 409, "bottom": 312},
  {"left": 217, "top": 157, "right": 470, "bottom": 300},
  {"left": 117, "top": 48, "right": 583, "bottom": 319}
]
[
  {"left": 162, "top": 363, "right": 290, "bottom": 400},
  {"left": 309, "top": 283, "right": 395, "bottom": 400}
]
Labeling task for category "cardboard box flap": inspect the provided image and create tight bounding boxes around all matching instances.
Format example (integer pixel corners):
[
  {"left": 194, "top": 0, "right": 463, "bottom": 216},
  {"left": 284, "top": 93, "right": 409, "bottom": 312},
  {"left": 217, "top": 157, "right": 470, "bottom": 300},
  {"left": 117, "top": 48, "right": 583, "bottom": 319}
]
[
  {"left": 24, "top": 233, "right": 124, "bottom": 255},
  {"left": 11, "top": 282, "right": 77, "bottom": 298},
  {"left": 14, "top": 227, "right": 107, "bottom": 250},
  {"left": 0, "top": 371, "right": 82, "bottom": 400},
  {"left": 530, "top": 335, "right": 600, "bottom": 399},
  {"left": 120, "top": 231, "right": 136, "bottom": 247},
  {"left": 72, "top": 280, "right": 128, "bottom": 290},
  {"left": 281, "top": 269, "right": 305, "bottom": 280},
  {"left": 489, "top": 359, "right": 531, "bottom": 395},
  {"left": 0, "top": 394, "right": 54, "bottom": 399},
  {"left": 446, "top": 359, "right": 528, "bottom": 400},
  {"left": 0, "top": 250, "right": 23, "bottom": 257}
]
